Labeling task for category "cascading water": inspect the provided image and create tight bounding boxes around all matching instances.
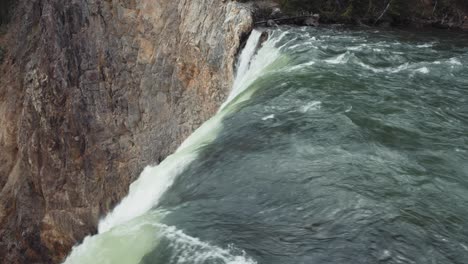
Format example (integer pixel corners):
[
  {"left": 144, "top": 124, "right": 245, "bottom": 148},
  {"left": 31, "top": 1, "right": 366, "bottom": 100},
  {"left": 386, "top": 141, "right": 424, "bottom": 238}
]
[
  {"left": 63, "top": 29, "right": 273, "bottom": 264},
  {"left": 98, "top": 29, "right": 268, "bottom": 235},
  {"left": 64, "top": 27, "right": 468, "bottom": 264}
]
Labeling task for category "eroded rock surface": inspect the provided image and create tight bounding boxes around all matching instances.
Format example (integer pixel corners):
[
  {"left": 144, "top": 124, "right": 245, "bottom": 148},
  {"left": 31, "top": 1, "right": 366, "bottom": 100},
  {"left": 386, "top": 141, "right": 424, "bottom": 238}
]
[{"left": 0, "top": 0, "right": 252, "bottom": 263}]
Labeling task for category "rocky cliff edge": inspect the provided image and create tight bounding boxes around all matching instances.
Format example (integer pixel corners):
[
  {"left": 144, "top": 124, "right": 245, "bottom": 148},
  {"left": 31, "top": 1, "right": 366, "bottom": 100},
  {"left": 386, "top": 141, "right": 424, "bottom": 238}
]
[{"left": 0, "top": 0, "right": 252, "bottom": 263}]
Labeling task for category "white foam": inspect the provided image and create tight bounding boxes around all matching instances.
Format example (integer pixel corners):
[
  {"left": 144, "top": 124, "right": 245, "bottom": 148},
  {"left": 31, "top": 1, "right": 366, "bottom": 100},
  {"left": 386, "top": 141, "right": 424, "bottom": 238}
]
[
  {"left": 99, "top": 103, "right": 237, "bottom": 233},
  {"left": 300, "top": 101, "right": 322, "bottom": 113},
  {"left": 389, "top": 63, "right": 411, "bottom": 73},
  {"left": 288, "top": 43, "right": 303, "bottom": 50},
  {"left": 416, "top": 67, "right": 430, "bottom": 74},
  {"left": 64, "top": 29, "right": 281, "bottom": 264},
  {"left": 347, "top": 45, "right": 366, "bottom": 51},
  {"left": 262, "top": 114, "right": 275, "bottom": 120},
  {"left": 98, "top": 150, "right": 195, "bottom": 233},
  {"left": 286, "top": 61, "right": 316, "bottom": 72},
  {"left": 455, "top": 148, "right": 466, "bottom": 153},
  {"left": 461, "top": 243, "right": 468, "bottom": 251},
  {"left": 66, "top": 217, "right": 256, "bottom": 264},
  {"left": 98, "top": 30, "right": 279, "bottom": 233},
  {"left": 160, "top": 225, "right": 256, "bottom": 264},
  {"left": 223, "top": 30, "right": 263, "bottom": 107},
  {"left": 271, "top": 30, "right": 289, "bottom": 46},
  {"left": 220, "top": 30, "right": 281, "bottom": 110},
  {"left": 325, "top": 52, "right": 350, "bottom": 64},
  {"left": 417, "top": 43, "right": 433, "bottom": 48},
  {"left": 287, "top": 42, "right": 315, "bottom": 50},
  {"left": 65, "top": 212, "right": 166, "bottom": 264},
  {"left": 449, "top": 58, "right": 462, "bottom": 65},
  {"left": 356, "top": 61, "right": 410, "bottom": 74}
]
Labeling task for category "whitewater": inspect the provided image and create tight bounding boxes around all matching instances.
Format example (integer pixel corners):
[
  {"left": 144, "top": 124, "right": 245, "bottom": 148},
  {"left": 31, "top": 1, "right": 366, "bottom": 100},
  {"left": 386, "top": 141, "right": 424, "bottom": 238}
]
[
  {"left": 63, "top": 29, "right": 271, "bottom": 264},
  {"left": 64, "top": 26, "right": 468, "bottom": 264}
]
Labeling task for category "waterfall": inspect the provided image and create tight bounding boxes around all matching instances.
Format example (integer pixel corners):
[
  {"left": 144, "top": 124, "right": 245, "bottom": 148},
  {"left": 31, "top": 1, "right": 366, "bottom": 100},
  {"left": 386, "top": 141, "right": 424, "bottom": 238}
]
[
  {"left": 63, "top": 26, "right": 468, "bottom": 264},
  {"left": 97, "top": 30, "right": 266, "bottom": 234},
  {"left": 63, "top": 29, "right": 282, "bottom": 264},
  {"left": 222, "top": 30, "right": 263, "bottom": 106},
  {"left": 220, "top": 29, "right": 283, "bottom": 110}
]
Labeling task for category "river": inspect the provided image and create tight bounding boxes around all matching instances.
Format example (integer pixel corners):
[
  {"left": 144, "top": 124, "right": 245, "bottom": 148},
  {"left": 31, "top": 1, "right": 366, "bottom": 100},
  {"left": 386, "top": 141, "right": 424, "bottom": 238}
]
[{"left": 64, "top": 26, "right": 468, "bottom": 264}]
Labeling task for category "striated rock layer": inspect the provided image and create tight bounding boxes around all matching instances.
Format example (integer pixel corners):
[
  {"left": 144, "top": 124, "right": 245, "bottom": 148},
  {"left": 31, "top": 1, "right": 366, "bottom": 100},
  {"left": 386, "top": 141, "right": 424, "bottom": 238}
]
[{"left": 0, "top": 0, "right": 252, "bottom": 263}]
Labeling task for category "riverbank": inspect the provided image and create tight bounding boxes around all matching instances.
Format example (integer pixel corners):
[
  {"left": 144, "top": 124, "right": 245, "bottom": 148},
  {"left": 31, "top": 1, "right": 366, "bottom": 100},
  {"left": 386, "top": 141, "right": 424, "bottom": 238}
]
[{"left": 248, "top": 0, "right": 468, "bottom": 30}]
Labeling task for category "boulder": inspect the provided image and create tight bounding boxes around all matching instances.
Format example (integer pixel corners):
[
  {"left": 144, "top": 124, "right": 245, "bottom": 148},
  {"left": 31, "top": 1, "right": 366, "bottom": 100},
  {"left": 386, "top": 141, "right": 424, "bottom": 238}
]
[{"left": 304, "top": 14, "right": 320, "bottom": 27}]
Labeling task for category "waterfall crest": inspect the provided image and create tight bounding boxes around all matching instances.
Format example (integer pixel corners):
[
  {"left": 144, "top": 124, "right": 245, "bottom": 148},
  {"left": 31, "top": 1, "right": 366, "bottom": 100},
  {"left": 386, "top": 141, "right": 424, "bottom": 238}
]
[{"left": 63, "top": 29, "right": 283, "bottom": 264}]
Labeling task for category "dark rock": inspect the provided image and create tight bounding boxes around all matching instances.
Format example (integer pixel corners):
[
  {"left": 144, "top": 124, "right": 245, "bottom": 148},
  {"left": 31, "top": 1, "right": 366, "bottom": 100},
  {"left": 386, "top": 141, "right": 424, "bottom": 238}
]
[
  {"left": 259, "top": 31, "right": 269, "bottom": 45},
  {"left": 463, "top": 16, "right": 468, "bottom": 31},
  {"left": 304, "top": 14, "right": 320, "bottom": 27},
  {"left": 267, "top": 19, "right": 277, "bottom": 27},
  {"left": 252, "top": 0, "right": 281, "bottom": 22},
  {"left": 271, "top": 7, "right": 282, "bottom": 18}
]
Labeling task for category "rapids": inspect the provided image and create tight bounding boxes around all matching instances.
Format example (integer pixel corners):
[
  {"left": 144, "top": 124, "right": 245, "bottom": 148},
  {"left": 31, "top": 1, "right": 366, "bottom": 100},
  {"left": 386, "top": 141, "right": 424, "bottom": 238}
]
[{"left": 64, "top": 27, "right": 468, "bottom": 264}]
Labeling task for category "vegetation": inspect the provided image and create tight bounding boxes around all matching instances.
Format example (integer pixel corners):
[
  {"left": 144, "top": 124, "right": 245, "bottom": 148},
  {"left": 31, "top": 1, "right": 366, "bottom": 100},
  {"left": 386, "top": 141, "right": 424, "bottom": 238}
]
[{"left": 248, "top": 0, "right": 468, "bottom": 26}]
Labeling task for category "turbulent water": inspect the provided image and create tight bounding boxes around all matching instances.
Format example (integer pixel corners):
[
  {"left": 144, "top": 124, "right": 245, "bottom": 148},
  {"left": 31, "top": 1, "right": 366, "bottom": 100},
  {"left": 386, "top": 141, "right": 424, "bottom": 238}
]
[{"left": 64, "top": 27, "right": 468, "bottom": 264}]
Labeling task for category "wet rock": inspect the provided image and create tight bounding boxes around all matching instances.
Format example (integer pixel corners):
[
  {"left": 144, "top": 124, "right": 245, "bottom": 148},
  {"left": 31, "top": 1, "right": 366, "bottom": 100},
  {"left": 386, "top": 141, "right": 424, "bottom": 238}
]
[
  {"left": 271, "top": 7, "right": 282, "bottom": 18},
  {"left": 259, "top": 31, "right": 269, "bottom": 45},
  {"left": 252, "top": 0, "right": 281, "bottom": 22},
  {"left": 267, "top": 19, "right": 277, "bottom": 27},
  {"left": 463, "top": 16, "right": 468, "bottom": 31},
  {"left": 304, "top": 14, "right": 320, "bottom": 27}
]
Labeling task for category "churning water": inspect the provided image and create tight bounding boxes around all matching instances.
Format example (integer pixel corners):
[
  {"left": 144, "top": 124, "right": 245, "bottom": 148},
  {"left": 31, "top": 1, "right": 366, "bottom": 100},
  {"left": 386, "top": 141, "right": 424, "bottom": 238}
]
[{"left": 64, "top": 27, "right": 468, "bottom": 264}]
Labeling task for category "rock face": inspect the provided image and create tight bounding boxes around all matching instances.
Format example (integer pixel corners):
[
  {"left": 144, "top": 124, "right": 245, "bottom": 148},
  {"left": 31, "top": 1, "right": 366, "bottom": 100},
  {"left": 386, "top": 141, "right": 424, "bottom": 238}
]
[{"left": 0, "top": 0, "right": 252, "bottom": 263}]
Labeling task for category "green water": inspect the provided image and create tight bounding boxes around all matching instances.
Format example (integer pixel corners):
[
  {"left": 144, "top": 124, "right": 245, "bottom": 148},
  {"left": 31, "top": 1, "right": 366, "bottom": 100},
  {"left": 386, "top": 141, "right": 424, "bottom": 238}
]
[{"left": 65, "top": 27, "right": 468, "bottom": 264}]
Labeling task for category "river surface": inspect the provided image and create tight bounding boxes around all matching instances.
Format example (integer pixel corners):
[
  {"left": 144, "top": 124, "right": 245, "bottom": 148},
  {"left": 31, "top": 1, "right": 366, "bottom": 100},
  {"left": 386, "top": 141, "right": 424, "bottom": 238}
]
[{"left": 64, "top": 27, "right": 468, "bottom": 264}]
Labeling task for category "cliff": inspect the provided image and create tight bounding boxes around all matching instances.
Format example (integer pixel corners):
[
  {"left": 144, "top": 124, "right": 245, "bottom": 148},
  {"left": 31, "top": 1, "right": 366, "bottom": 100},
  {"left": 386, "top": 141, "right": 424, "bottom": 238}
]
[
  {"left": 0, "top": 0, "right": 252, "bottom": 263},
  {"left": 0, "top": 0, "right": 466, "bottom": 263}
]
